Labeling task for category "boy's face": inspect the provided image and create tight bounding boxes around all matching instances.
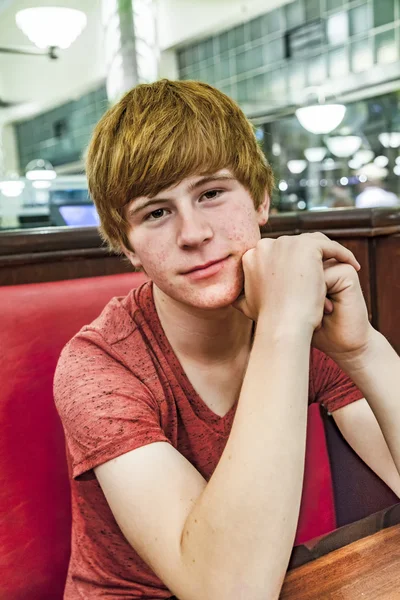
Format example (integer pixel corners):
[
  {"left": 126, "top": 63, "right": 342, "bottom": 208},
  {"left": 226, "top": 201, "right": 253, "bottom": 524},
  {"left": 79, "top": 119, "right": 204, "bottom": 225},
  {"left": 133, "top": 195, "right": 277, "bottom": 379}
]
[{"left": 123, "top": 169, "right": 269, "bottom": 310}]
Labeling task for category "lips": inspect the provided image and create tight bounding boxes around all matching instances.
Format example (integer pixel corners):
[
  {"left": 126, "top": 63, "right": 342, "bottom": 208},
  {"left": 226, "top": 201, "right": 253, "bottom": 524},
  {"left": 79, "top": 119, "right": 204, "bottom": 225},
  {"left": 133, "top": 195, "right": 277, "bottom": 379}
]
[{"left": 183, "top": 258, "right": 227, "bottom": 274}]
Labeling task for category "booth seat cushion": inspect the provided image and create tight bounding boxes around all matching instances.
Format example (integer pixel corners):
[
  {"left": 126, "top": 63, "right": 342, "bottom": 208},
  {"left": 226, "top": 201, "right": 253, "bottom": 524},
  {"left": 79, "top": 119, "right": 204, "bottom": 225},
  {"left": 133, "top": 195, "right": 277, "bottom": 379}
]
[
  {"left": 0, "top": 272, "right": 147, "bottom": 600},
  {"left": 295, "top": 402, "right": 336, "bottom": 545}
]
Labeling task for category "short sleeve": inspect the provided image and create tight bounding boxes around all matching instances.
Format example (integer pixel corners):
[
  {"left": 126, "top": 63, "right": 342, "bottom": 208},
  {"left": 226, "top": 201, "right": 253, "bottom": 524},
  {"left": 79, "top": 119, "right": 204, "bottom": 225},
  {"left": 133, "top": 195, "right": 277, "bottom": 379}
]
[
  {"left": 54, "top": 333, "right": 171, "bottom": 479},
  {"left": 309, "top": 348, "right": 364, "bottom": 414}
]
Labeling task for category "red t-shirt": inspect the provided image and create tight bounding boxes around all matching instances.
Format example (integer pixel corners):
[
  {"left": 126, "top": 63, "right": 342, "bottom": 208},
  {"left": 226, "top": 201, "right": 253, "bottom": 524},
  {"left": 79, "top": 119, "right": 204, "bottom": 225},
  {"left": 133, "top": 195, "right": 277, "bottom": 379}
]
[{"left": 54, "top": 281, "right": 364, "bottom": 599}]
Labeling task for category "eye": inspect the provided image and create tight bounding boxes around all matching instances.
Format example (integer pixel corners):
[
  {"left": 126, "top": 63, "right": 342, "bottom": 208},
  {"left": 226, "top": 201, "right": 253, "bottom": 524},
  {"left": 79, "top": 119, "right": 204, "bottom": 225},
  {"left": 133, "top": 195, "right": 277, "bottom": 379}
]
[
  {"left": 145, "top": 208, "right": 167, "bottom": 221},
  {"left": 201, "top": 189, "right": 223, "bottom": 201}
]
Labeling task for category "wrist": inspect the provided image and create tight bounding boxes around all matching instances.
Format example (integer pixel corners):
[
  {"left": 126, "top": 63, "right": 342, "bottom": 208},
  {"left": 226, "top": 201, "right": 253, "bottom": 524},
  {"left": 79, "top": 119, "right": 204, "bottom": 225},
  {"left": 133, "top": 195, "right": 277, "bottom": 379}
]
[
  {"left": 256, "top": 313, "right": 313, "bottom": 346},
  {"left": 331, "top": 326, "right": 385, "bottom": 374}
]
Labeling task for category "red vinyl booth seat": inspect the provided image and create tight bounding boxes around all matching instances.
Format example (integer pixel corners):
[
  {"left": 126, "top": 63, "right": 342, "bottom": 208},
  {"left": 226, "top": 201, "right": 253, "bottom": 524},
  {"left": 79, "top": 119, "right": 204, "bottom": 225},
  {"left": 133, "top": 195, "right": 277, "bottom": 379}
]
[
  {"left": 1, "top": 273, "right": 147, "bottom": 600},
  {"left": 1, "top": 272, "right": 338, "bottom": 598}
]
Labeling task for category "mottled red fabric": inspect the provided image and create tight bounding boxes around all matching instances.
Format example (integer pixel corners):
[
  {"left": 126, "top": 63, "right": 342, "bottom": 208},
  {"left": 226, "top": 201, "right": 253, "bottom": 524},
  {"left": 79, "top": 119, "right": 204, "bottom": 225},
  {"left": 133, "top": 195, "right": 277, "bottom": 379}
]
[{"left": 54, "top": 281, "right": 364, "bottom": 599}]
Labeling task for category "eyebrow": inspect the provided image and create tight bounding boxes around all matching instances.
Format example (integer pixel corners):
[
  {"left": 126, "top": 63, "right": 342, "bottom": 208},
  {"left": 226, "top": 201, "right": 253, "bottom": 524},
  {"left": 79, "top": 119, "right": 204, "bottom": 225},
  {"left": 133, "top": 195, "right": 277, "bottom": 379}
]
[{"left": 126, "top": 174, "right": 236, "bottom": 218}]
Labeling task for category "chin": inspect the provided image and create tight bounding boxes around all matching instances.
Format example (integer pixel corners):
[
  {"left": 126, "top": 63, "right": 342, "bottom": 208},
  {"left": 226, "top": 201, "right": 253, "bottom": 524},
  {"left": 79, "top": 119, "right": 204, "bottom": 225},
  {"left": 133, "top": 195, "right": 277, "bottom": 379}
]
[
  {"left": 173, "top": 274, "right": 244, "bottom": 311},
  {"left": 191, "top": 284, "right": 243, "bottom": 310}
]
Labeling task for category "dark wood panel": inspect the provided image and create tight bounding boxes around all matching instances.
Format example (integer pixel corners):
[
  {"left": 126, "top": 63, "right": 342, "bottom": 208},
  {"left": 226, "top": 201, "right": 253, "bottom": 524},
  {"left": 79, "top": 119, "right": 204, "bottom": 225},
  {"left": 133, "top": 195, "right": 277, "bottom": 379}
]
[
  {"left": 0, "top": 226, "right": 102, "bottom": 255},
  {"left": 374, "top": 235, "right": 400, "bottom": 355},
  {"left": 0, "top": 255, "right": 132, "bottom": 286}
]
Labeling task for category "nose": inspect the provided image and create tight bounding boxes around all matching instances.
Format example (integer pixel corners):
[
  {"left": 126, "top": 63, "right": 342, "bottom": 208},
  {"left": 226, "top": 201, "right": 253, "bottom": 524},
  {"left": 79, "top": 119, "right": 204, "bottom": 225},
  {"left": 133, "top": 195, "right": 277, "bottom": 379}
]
[{"left": 176, "top": 206, "right": 213, "bottom": 248}]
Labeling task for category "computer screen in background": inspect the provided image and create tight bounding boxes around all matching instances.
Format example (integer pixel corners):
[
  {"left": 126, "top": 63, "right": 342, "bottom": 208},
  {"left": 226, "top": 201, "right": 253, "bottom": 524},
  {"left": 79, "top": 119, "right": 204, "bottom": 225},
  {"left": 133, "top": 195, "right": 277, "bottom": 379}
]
[{"left": 58, "top": 204, "right": 100, "bottom": 227}]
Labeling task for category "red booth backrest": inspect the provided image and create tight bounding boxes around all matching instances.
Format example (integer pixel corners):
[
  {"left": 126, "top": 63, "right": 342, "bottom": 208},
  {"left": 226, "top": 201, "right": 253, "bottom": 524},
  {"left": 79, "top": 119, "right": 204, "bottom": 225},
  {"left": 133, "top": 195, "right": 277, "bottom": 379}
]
[
  {"left": 1, "top": 273, "right": 147, "bottom": 600},
  {"left": 1, "top": 271, "right": 336, "bottom": 598}
]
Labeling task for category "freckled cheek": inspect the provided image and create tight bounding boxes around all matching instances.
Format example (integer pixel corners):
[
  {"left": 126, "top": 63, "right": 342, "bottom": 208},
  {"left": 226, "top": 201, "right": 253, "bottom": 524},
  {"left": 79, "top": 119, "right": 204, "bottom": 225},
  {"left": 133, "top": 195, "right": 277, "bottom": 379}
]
[
  {"left": 136, "top": 245, "right": 172, "bottom": 279},
  {"left": 225, "top": 214, "right": 261, "bottom": 248}
]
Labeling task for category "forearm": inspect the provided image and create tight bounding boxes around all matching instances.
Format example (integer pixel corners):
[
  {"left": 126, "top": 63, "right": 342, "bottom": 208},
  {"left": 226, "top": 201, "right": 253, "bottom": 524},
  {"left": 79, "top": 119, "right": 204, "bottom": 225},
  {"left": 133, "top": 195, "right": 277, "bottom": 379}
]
[
  {"left": 180, "top": 323, "right": 311, "bottom": 600},
  {"left": 336, "top": 328, "right": 400, "bottom": 477}
]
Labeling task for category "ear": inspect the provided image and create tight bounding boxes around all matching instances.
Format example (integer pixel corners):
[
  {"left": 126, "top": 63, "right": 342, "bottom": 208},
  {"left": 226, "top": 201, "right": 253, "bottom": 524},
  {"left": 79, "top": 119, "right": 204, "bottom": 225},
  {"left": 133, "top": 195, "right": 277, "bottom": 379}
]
[
  {"left": 256, "top": 191, "right": 270, "bottom": 226},
  {"left": 121, "top": 245, "right": 143, "bottom": 270}
]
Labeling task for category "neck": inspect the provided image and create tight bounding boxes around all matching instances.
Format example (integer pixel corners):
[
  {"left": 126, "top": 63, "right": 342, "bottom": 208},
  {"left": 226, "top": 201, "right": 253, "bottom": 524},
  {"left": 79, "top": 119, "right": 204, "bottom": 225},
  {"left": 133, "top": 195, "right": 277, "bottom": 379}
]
[{"left": 153, "top": 285, "right": 253, "bottom": 365}]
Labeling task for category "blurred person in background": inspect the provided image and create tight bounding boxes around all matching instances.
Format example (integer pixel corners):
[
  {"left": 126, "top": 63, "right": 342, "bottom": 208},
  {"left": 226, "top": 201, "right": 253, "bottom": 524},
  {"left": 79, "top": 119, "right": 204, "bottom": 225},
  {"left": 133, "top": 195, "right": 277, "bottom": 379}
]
[{"left": 356, "top": 164, "right": 400, "bottom": 209}]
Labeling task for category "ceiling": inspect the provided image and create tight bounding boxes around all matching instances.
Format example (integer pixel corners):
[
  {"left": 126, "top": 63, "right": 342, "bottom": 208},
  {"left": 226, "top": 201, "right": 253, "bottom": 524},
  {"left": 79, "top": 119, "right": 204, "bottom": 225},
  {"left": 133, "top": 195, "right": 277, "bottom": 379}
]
[{"left": 0, "top": 0, "right": 105, "bottom": 124}]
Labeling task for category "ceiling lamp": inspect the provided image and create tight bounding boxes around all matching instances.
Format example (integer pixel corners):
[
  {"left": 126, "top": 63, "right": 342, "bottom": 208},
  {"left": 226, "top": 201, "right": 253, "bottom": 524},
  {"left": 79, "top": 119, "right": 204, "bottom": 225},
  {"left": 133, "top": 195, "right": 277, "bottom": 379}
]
[
  {"left": 296, "top": 104, "right": 346, "bottom": 135},
  {"left": 295, "top": 87, "right": 347, "bottom": 135},
  {"left": 353, "top": 149, "right": 374, "bottom": 165},
  {"left": 325, "top": 135, "right": 362, "bottom": 158},
  {"left": 16, "top": 7, "right": 87, "bottom": 50},
  {"left": 32, "top": 180, "right": 52, "bottom": 189},
  {"left": 322, "top": 158, "right": 339, "bottom": 170},
  {"left": 25, "top": 159, "right": 57, "bottom": 181},
  {"left": 348, "top": 158, "right": 361, "bottom": 170},
  {"left": 374, "top": 155, "right": 389, "bottom": 168},
  {"left": 287, "top": 160, "right": 308, "bottom": 174},
  {"left": 304, "top": 147, "right": 327, "bottom": 162},
  {"left": 0, "top": 179, "right": 25, "bottom": 197},
  {"left": 379, "top": 132, "right": 400, "bottom": 148}
]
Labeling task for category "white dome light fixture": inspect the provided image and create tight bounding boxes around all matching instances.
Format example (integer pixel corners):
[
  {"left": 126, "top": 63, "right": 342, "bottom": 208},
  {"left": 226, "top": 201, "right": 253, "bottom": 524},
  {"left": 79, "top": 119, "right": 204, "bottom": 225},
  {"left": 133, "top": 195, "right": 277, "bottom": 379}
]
[
  {"left": 379, "top": 132, "right": 400, "bottom": 148},
  {"left": 325, "top": 135, "right": 362, "bottom": 158},
  {"left": 353, "top": 149, "right": 374, "bottom": 166},
  {"left": 295, "top": 87, "right": 346, "bottom": 135},
  {"left": 295, "top": 104, "right": 347, "bottom": 135},
  {"left": 26, "top": 159, "right": 57, "bottom": 181},
  {"left": 304, "top": 147, "right": 327, "bottom": 162},
  {"left": 0, "top": 179, "right": 25, "bottom": 197},
  {"left": 16, "top": 7, "right": 87, "bottom": 50},
  {"left": 374, "top": 155, "right": 389, "bottom": 168},
  {"left": 287, "top": 159, "right": 308, "bottom": 174},
  {"left": 322, "top": 158, "right": 338, "bottom": 170},
  {"left": 32, "top": 180, "right": 52, "bottom": 189},
  {"left": 348, "top": 158, "right": 362, "bottom": 170}
]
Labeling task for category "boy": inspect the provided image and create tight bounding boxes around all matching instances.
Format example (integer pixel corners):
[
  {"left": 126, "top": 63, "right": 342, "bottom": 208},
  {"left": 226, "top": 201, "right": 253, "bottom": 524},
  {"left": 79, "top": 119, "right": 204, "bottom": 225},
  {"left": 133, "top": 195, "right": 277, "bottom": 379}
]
[{"left": 54, "top": 80, "right": 400, "bottom": 600}]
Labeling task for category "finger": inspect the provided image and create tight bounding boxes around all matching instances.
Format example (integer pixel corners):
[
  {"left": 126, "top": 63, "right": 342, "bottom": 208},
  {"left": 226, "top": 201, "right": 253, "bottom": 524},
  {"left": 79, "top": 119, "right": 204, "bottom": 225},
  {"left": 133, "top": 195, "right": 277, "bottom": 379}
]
[
  {"left": 323, "top": 258, "right": 338, "bottom": 269},
  {"left": 324, "top": 297, "right": 334, "bottom": 314},
  {"left": 316, "top": 237, "right": 361, "bottom": 271},
  {"left": 324, "top": 262, "right": 359, "bottom": 296}
]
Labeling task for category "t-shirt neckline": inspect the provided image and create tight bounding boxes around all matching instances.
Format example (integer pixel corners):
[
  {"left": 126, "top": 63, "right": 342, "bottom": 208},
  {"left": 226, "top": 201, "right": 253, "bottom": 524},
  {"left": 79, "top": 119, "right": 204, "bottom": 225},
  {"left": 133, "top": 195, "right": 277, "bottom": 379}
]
[{"left": 142, "top": 282, "right": 238, "bottom": 426}]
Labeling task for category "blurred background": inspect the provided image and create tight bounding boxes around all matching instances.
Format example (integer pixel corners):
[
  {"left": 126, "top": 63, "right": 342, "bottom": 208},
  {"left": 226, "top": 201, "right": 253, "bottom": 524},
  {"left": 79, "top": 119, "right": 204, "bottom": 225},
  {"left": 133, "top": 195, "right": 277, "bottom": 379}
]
[{"left": 1, "top": 0, "right": 400, "bottom": 231}]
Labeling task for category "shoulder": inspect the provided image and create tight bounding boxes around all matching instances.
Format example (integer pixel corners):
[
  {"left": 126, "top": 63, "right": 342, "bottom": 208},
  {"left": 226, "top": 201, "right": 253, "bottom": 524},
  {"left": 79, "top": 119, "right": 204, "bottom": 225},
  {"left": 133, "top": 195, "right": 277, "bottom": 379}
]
[
  {"left": 80, "top": 279, "right": 153, "bottom": 345},
  {"left": 54, "top": 280, "right": 159, "bottom": 416}
]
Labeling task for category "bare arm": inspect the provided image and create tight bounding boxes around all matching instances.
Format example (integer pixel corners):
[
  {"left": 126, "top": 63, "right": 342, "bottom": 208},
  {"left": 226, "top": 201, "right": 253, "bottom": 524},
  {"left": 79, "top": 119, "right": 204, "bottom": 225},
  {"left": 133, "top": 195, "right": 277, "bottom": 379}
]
[
  {"left": 334, "top": 329, "right": 400, "bottom": 481},
  {"left": 96, "top": 328, "right": 310, "bottom": 600},
  {"left": 333, "top": 398, "right": 400, "bottom": 497}
]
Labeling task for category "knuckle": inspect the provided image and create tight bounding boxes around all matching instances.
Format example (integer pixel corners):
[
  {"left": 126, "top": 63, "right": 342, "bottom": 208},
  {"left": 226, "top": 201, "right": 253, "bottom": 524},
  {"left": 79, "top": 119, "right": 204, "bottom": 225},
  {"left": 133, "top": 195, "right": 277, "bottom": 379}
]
[
  {"left": 309, "top": 231, "right": 327, "bottom": 239},
  {"left": 242, "top": 248, "right": 254, "bottom": 264}
]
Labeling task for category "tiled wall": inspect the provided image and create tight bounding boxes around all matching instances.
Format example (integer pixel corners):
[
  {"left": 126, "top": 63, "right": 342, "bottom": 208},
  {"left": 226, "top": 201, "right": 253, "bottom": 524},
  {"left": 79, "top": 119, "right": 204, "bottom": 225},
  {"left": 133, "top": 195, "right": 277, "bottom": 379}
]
[
  {"left": 15, "top": 84, "right": 108, "bottom": 170},
  {"left": 177, "top": 0, "right": 400, "bottom": 110}
]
